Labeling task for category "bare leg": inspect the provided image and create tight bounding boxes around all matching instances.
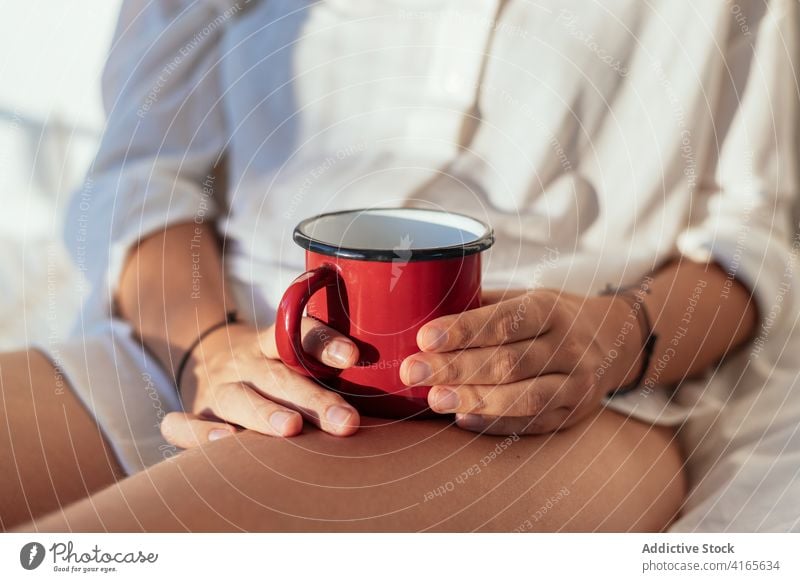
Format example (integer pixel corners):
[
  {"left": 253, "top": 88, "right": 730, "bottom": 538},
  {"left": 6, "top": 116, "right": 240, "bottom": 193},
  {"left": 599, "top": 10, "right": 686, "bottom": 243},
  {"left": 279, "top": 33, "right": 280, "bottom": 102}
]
[
  {"left": 0, "top": 350, "right": 123, "bottom": 530},
  {"left": 28, "top": 409, "right": 685, "bottom": 532}
]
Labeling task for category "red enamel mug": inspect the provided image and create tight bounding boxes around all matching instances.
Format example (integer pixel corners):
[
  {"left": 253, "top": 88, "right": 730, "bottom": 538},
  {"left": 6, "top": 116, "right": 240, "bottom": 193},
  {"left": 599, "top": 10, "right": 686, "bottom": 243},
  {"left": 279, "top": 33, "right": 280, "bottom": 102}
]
[{"left": 275, "top": 207, "right": 494, "bottom": 418}]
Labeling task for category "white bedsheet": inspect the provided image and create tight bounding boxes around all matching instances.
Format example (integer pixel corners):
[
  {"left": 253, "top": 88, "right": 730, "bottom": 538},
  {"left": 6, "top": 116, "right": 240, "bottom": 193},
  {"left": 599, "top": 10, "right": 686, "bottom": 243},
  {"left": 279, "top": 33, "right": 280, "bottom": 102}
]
[{"left": 0, "top": 0, "right": 798, "bottom": 532}]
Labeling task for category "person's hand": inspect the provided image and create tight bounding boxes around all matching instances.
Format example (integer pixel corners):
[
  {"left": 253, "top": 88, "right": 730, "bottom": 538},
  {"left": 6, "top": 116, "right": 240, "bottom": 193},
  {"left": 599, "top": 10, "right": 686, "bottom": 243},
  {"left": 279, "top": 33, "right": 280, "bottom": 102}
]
[
  {"left": 161, "top": 318, "right": 361, "bottom": 448},
  {"left": 400, "top": 289, "right": 644, "bottom": 435}
]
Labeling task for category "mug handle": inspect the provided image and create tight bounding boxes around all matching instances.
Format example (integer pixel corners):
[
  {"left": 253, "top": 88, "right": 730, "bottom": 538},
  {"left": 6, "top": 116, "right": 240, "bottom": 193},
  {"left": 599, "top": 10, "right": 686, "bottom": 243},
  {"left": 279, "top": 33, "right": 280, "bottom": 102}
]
[{"left": 275, "top": 264, "right": 341, "bottom": 378}]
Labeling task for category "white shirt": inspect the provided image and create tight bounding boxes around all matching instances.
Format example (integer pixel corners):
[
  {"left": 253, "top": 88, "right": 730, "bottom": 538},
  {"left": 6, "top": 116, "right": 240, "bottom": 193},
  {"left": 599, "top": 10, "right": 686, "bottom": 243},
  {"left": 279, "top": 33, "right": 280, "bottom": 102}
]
[
  {"left": 63, "top": 0, "right": 800, "bottom": 529},
  {"left": 69, "top": 0, "right": 798, "bottom": 326}
]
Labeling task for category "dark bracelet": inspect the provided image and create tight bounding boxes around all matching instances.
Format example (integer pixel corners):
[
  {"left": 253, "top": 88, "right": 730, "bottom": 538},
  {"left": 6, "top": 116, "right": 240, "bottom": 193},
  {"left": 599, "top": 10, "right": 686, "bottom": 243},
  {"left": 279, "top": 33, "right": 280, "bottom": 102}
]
[
  {"left": 175, "top": 310, "right": 239, "bottom": 393},
  {"left": 599, "top": 284, "right": 658, "bottom": 396}
]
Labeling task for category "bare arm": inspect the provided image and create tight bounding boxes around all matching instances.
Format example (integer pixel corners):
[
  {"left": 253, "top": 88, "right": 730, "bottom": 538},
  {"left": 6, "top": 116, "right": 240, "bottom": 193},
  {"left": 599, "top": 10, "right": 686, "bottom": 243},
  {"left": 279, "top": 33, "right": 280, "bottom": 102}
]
[
  {"left": 116, "top": 221, "right": 362, "bottom": 446},
  {"left": 399, "top": 257, "right": 758, "bottom": 434},
  {"left": 635, "top": 258, "right": 757, "bottom": 388},
  {"left": 117, "top": 221, "right": 231, "bottom": 381}
]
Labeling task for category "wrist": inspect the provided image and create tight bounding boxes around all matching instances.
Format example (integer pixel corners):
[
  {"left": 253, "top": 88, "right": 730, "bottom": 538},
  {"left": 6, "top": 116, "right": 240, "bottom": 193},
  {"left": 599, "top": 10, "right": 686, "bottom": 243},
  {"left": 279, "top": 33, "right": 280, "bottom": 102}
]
[
  {"left": 176, "top": 312, "right": 245, "bottom": 396},
  {"left": 179, "top": 321, "right": 253, "bottom": 405},
  {"left": 593, "top": 294, "right": 646, "bottom": 393}
]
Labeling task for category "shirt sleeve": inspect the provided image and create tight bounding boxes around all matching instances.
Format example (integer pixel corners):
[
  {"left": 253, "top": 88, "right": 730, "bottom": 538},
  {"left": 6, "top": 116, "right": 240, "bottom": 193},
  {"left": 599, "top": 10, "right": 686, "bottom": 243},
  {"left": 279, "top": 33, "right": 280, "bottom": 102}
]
[
  {"left": 63, "top": 0, "right": 230, "bottom": 323},
  {"left": 676, "top": 0, "right": 799, "bottom": 348}
]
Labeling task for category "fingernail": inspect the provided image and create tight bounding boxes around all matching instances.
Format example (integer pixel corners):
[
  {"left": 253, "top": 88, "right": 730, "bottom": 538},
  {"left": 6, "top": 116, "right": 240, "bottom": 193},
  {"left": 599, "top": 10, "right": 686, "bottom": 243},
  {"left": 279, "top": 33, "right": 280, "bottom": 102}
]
[
  {"left": 208, "top": 428, "right": 233, "bottom": 441},
  {"left": 432, "top": 388, "right": 460, "bottom": 411},
  {"left": 326, "top": 404, "right": 355, "bottom": 427},
  {"left": 456, "top": 413, "right": 483, "bottom": 430},
  {"left": 420, "top": 327, "right": 447, "bottom": 350},
  {"left": 270, "top": 411, "right": 296, "bottom": 434},
  {"left": 325, "top": 340, "right": 354, "bottom": 366},
  {"left": 407, "top": 360, "right": 433, "bottom": 385}
]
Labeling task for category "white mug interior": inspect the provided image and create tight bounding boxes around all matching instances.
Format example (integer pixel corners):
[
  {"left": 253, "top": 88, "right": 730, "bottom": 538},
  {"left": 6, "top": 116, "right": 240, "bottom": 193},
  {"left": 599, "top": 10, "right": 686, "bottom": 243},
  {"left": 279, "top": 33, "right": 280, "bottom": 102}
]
[{"left": 298, "top": 208, "right": 490, "bottom": 251}]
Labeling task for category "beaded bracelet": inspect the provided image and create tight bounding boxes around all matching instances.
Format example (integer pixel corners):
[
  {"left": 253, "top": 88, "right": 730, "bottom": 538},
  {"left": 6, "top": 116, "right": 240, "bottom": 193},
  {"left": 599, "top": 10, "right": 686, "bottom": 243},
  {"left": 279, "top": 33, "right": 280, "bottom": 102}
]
[{"left": 599, "top": 285, "right": 658, "bottom": 396}]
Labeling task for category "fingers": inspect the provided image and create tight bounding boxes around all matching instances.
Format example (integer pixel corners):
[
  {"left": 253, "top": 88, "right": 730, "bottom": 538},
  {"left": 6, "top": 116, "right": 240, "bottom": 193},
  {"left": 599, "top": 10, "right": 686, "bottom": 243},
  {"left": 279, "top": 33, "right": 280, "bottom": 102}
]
[
  {"left": 454, "top": 408, "right": 575, "bottom": 435},
  {"left": 481, "top": 288, "right": 526, "bottom": 305},
  {"left": 417, "top": 290, "right": 558, "bottom": 352},
  {"left": 400, "top": 339, "right": 560, "bottom": 387},
  {"left": 247, "top": 361, "right": 360, "bottom": 436},
  {"left": 427, "top": 374, "right": 571, "bottom": 417},
  {"left": 161, "top": 412, "right": 238, "bottom": 449},
  {"left": 203, "top": 382, "right": 305, "bottom": 437},
  {"left": 259, "top": 318, "right": 359, "bottom": 368}
]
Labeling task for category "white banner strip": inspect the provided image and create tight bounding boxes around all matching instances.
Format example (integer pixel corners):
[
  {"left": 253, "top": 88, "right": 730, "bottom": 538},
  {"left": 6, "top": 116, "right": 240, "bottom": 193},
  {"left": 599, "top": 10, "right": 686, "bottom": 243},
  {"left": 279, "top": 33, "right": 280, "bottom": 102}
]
[{"left": 1, "top": 533, "right": 797, "bottom": 581}]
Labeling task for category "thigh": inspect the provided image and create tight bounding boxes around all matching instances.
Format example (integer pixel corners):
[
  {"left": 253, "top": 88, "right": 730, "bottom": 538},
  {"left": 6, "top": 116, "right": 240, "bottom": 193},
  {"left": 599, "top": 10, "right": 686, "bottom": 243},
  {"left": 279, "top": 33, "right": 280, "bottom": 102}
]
[
  {"left": 0, "top": 349, "right": 122, "bottom": 530},
  {"left": 28, "top": 408, "right": 685, "bottom": 532}
]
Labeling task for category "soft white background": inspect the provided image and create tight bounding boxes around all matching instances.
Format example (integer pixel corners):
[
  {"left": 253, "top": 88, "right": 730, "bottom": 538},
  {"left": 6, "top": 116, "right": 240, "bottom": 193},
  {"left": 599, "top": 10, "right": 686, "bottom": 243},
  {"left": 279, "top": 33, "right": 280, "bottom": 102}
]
[{"left": 0, "top": 0, "right": 120, "bottom": 350}]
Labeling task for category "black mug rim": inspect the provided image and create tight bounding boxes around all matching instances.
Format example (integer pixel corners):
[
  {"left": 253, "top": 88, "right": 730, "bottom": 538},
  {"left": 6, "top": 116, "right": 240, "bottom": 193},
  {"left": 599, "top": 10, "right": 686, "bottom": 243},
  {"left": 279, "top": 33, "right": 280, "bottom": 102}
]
[{"left": 293, "top": 207, "right": 494, "bottom": 262}]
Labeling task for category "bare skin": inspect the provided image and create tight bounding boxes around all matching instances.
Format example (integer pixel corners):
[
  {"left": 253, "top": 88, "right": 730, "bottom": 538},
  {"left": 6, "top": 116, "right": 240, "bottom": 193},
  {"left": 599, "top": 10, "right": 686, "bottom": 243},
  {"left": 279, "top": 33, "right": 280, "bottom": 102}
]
[
  {"left": 122, "top": 223, "right": 755, "bottom": 447},
  {"left": 1, "top": 347, "right": 684, "bottom": 532},
  {"left": 0, "top": 350, "right": 122, "bottom": 530},
  {"left": 2, "top": 215, "right": 755, "bottom": 531},
  {"left": 27, "top": 411, "right": 684, "bottom": 532},
  {"left": 0, "top": 337, "right": 685, "bottom": 532}
]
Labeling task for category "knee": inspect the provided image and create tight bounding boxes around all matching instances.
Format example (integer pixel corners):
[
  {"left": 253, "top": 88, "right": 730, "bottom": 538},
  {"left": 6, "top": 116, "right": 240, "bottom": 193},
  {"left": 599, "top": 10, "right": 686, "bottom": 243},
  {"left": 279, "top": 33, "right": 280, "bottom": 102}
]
[{"left": 478, "top": 413, "right": 686, "bottom": 532}]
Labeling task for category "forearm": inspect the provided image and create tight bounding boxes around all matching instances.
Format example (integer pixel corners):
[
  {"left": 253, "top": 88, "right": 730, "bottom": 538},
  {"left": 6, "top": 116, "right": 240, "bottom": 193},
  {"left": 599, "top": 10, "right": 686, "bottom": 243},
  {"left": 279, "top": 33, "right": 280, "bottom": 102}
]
[
  {"left": 116, "top": 221, "right": 233, "bottom": 377},
  {"left": 615, "top": 259, "right": 758, "bottom": 389}
]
